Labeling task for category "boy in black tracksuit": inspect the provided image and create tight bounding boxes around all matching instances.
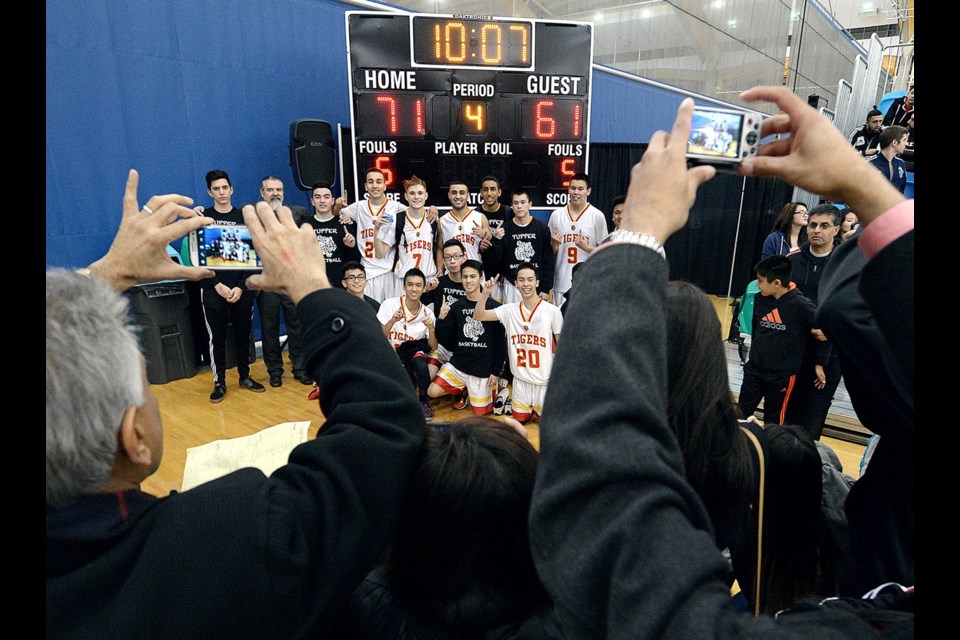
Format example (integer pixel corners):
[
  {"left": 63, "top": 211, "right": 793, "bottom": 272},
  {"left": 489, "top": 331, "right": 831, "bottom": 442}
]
[{"left": 737, "top": 255, "right": 825, "bottom": 424}]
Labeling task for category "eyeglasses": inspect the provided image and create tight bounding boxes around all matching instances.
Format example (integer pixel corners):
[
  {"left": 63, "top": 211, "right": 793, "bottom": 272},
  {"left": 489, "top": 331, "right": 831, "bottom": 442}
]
[
  {"left": 807, "top": 222, "right": 836, "bottom": 230},
  {"left": 343, "top": 274, "right": 366, "bottom": 282},
  {"left": 443, "top": 254, "right": 464, "bottom": 262},
  {"left": 795, "top": 211, "right": 809, "bottom": 217}
]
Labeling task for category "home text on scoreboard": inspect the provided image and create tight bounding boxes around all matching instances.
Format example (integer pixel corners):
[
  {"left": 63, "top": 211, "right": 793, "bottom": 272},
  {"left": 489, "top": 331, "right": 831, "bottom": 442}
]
[{"left": 345, "top": 12, "right": 594, "bottom": 207}]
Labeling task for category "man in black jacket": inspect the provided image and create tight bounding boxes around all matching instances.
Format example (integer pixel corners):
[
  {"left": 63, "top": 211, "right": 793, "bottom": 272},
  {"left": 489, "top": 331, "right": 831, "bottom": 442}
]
[
  {"left": 529, "top": 88, "right": 912, "bottom": 638},
  {"left": 196, "top": 169, "right": 266, "bottom": 402},
  {"left": 255, "top": 174, "right": 314, "bottom": 388},
  {"left": 847, "top": 107, "right": 883, "bottom": 156},
  {"left": 786, "top": 204, "right": 842, "bottom": 439},
  {"left": 46, "top": 170, "right": 426, "bottom": 639}
]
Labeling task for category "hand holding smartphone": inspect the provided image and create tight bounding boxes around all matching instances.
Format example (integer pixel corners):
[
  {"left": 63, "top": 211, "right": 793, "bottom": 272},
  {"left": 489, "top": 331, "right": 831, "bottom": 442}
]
[{"left": 189, "top": 224, "right": 263, "bottom": 270}]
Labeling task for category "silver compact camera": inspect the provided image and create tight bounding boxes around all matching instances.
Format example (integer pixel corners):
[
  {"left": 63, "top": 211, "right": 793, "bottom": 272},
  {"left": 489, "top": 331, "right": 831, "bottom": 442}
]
[{"left": 686, "top": 106, "right": 762, "bottom": 172}]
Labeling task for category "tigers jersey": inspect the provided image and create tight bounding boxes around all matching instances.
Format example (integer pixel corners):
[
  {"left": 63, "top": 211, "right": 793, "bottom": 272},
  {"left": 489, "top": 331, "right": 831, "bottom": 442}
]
[
  {"left": 548, "top": 203, "right": 608, "bottom": 295},
  {"left": 376, "top": 211, "right": 438, "bottom": 280},
  {"left": 494, "top": 298, "right": 563, "bottom": 386},
  {"left": 341, "top": 198, "right": 407, "bottom": 278},
  {"left": 439, "top": 208, "right": 485, "bottom": 262},
  {"left": 376, "top": 296, "right": 436, "bottom": 350}
]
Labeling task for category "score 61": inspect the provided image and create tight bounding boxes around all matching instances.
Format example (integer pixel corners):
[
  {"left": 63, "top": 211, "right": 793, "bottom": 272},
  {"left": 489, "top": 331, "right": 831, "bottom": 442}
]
[{"left": 356, "top": 93, "right": 585, "bottom": 139}]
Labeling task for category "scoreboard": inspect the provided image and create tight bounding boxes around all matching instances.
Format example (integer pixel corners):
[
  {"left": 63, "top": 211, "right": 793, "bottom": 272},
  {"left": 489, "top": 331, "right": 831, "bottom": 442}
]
[{"left": 345, "top": 12, "right": 594, "bottom": 207}]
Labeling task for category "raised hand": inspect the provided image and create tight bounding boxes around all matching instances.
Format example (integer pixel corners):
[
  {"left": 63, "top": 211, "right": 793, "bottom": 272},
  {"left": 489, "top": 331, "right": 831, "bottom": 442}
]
[
  {"left": 242, "top": 202, "right": 331, "bottom": 303},
  {"left": 343, "top": 228, "right": 356, "bottom": 248},
  {"left": 86, "top": 169, "right": 214, "bottom": 291}
]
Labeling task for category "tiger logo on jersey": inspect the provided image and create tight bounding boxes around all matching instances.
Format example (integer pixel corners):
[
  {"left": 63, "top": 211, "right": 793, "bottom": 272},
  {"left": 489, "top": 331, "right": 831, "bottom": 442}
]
[
  {"left": 515, "top": 240, "right": 534, "bottom": 262},
  {"left": 464, "top": 316, "right": 485, "bottom": 342},
  {"left": 317, "top": 235, "right": 337, "bottom": 258}
]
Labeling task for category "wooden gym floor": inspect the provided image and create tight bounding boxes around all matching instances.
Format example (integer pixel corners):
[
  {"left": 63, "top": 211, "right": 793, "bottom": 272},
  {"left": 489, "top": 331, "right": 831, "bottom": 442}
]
[{"left": 142, "top": 295, "right": 866, "bottom": 496}]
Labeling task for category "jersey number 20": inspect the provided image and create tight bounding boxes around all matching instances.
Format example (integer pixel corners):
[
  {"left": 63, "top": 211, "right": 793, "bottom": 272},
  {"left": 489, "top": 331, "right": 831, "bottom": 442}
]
[{"left": 516, "top": 348, "right": 541, "bottom": 369}]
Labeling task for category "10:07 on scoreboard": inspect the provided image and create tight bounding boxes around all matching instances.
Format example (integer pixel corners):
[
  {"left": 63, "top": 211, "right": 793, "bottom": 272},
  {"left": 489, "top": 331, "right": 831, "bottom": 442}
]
[{"left": 345, "top": 12, "right": 594, "bottom": 207}]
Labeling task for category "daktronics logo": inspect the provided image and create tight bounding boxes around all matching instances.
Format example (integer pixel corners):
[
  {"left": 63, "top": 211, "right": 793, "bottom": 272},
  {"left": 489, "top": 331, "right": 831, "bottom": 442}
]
[{"left": 759, "top": 309, "right": 786, "bottom": 331}]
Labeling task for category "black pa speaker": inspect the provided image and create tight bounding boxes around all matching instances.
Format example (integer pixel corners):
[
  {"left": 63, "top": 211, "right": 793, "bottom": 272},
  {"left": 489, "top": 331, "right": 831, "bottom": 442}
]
[{"left": 290, "top": 119, "right": 336, "bottom": 190}]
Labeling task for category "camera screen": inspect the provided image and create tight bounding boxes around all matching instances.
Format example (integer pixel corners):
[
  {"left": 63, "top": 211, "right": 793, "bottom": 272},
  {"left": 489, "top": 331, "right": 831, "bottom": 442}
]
[
  {"left": 688, "top": 109, "right": 743, "bottom": 160},
  {"left": 196, "top": 225, "right": 262, "bottom": 269}
]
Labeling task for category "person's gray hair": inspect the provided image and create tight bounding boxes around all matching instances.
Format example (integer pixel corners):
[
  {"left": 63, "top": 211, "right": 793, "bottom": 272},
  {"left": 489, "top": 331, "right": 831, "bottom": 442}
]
[{"left": 46, "top": 270, "right": 145, "bottom": 507}]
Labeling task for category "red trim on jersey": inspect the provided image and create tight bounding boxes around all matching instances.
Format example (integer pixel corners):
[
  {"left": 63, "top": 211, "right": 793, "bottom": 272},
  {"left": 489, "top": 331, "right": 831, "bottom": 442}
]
[
  {"left": 519, "top": 298, "right": 543, "bottom": 325},
  {"left": 432, "top": 376, "right": 461, "bottom": 395},
  {"left": 471, "top": 402, "right": 494, "bottom": 415},
  {"left": 511, "top": 409, "right": 533, "bottom": 422},
  {"left": 566, "top": 203, "right": 590, "bottom": 223},
  {"left": 405, "top": 209, "right": 426, "bottom": 230},
  {"left": 448, "top": 208, "right": 476, "bottom": 224},
  {"left": 368, "top": 199, "right": 388, "bottom": 220}
]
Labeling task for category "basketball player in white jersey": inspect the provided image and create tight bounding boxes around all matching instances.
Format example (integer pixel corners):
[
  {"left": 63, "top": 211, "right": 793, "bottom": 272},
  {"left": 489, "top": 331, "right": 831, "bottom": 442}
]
[
  {"left": 337, "top": 167, "right": 407, "bottom": 302},
  {"left": 474, "top": 264, "right": 563, "bottom": 423},
  {"left": 548, "top": 172, "right": 609, "bottom": 308},
  {"left": 435, "top": 180, "right": 491, "bottom": 268},
  {"left": 375, "top": 175, "right": 439, "bottom": 292},
  {"left": 377, "top": 268, "right": 439, "bottom": 420}
]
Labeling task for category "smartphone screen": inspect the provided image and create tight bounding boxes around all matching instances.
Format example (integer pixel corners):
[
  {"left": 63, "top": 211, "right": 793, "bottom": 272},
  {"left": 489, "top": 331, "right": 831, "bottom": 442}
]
[
  {"left": 687, "top": 107, "right": 744, "bottom": 161},
  {"left": 194, "top": 225, "right": 262, "bottom": 270}
]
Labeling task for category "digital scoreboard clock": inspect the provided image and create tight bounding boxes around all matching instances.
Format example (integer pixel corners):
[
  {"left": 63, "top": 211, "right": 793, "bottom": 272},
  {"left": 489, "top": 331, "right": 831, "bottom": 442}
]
[{"left": 345, "top": 12, "right": 594, "bottom": 207}]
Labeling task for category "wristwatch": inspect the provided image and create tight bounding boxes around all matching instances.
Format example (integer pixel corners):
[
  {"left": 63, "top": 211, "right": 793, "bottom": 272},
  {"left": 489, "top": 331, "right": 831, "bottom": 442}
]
[{"left": 605, "top": 229, "right": 666, "bottom": 260}]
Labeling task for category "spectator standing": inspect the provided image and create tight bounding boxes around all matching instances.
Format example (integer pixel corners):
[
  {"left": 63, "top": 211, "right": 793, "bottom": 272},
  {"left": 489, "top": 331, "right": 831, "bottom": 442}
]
[
  {"left": 736, "top": 255, "right": 821, "bottom": 424},
  {"left": 527, "top": 91, "right": 913, "bottom": 638},
  {"left": 46, "top": 172, "right": 426, "bottom": 639},
  {"left": 816, "top": 227, "right": 914, "bottom": 596},
  {"left": 255, "top": 175, "right": 313, "bottom": 388},
  {"left": 760, "top": 201, "right": 808, "bottom": 259},
  {"left": 196, "top": 169, "right": 265, "bottom": 402}
]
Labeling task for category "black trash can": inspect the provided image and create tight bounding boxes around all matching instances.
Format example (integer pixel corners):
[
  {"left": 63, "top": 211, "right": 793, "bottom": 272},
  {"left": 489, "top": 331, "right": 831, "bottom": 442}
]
[{"left": 128, "top": 280, "right": 198, "bottom": 384}]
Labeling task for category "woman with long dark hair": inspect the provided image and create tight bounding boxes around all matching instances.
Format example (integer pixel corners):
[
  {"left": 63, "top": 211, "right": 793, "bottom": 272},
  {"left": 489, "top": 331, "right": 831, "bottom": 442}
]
[{"left": 760, "top": 202, "right": 808, "bottom": 259}]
